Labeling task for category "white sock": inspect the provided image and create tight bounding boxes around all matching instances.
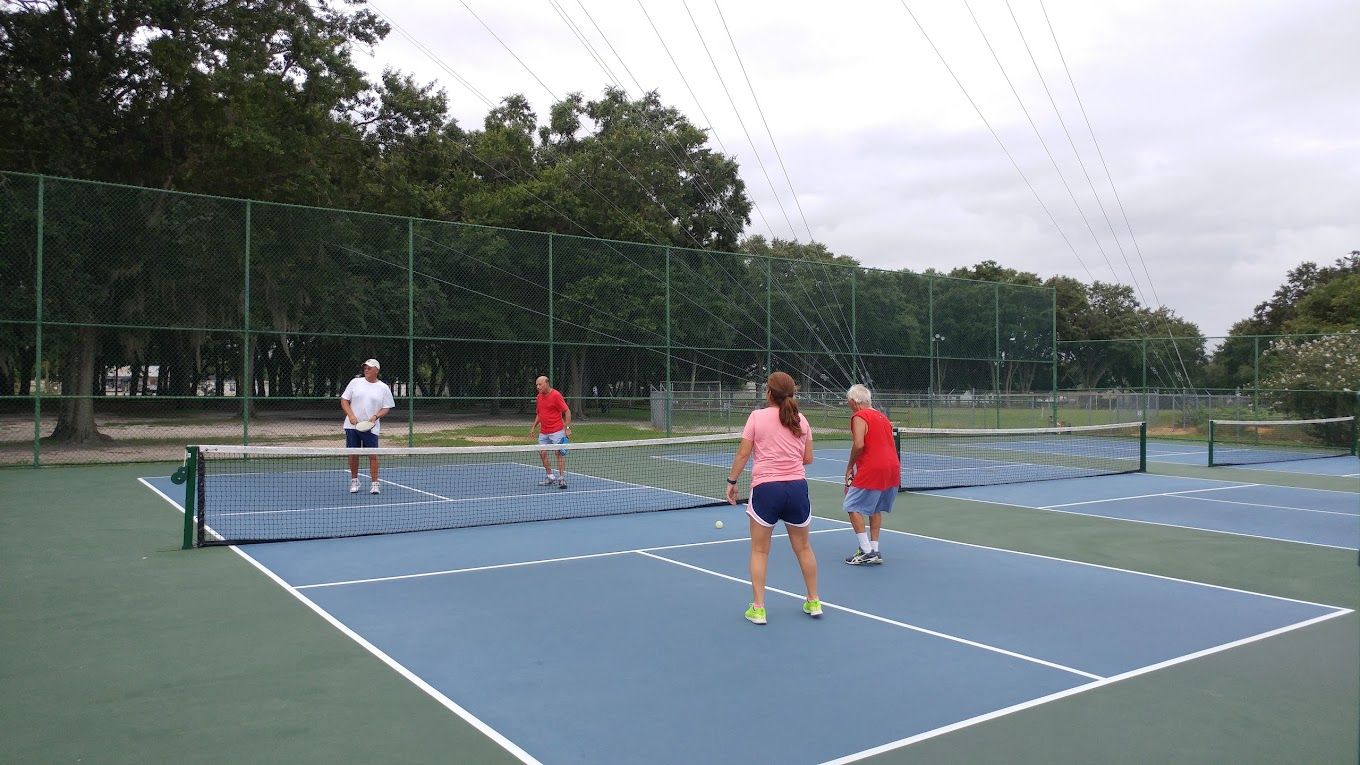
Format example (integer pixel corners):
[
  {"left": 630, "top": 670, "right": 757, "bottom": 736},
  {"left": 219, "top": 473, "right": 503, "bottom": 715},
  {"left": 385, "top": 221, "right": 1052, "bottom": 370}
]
[
  {"left": 856, "top": 532, "right": 870, "bottom": 553},
  {"left": 870, "top": 539, "right": 880, "bottom": 553}
]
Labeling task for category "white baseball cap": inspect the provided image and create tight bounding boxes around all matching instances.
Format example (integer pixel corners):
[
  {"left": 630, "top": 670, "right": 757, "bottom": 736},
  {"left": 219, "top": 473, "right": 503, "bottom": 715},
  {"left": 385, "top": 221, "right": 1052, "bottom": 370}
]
[{"left": 363, "top": 359, "right": 380, "bottom": 370}]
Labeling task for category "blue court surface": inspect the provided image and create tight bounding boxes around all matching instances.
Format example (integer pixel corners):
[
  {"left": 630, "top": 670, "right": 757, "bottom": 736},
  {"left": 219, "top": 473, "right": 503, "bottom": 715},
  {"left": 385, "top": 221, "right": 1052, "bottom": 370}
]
[
  {"left": 140, "top": 474, "right": 1350, "bottom": 765},
  {"left": 923, "top": 472, "right": 1359, "bottom": 549},
  {"left": 1147, "top": 439, "right": 1360, "bottom": 477}
]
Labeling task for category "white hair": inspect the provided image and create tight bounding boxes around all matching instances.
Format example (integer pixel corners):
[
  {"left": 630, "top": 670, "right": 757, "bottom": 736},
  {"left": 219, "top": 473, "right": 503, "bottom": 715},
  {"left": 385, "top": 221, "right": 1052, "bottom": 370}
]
[{"left": 846, "top": 384, "right": 872, "bottom": 405}]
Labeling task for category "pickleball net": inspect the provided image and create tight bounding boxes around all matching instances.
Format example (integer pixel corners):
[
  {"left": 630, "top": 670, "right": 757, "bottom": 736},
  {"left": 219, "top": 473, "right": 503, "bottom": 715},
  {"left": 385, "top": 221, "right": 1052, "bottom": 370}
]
[
  {"left": 1208, "top": 416, "right": 1357, "bottom": 467},
  {"left": 183, "top": 433, "right": 751, "bottom": 546},
  {"left": 896, "top": 421, "right": 1147, "bottom": 491}
]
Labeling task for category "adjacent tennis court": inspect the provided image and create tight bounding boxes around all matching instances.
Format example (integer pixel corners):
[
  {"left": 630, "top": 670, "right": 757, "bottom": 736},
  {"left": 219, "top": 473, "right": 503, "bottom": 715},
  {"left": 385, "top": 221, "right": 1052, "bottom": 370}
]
[{"left": 924, "top": 473, "right": 1359, "bottom": 550}]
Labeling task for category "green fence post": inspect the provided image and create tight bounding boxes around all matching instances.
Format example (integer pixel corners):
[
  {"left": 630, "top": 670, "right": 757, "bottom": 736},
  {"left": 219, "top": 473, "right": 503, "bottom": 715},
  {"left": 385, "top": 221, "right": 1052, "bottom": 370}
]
[
  {"left": 408, "top": 217, "right": 415, "bottom": 447},
  {"left": 1252, "top": 336, "right": 1260, "bottom": 418},
  {"left": 665, "top": 247, "right": 672, "bottom": 437},
  {"left": 32, "top": 176, "right": 44, "bottom": 467},
  {"left": 1140, "top": 337, "right": 1148, "bottom": 425},
  {"left": 764, "top": 256, "right": 772, "bottom": 377},
  {"left": 1051, "top": 287, "right": 1058, "bottom": 427},
  {"left": 994, "top": 283, "right": 1001, "bottom": 428},
  {"left": 547, "top": 234, "right": 554, "bottom": 381},
  {"left": 181, "top": 446, "right": 198, "bottom": 549},
  {"left": 928, "top": 275, "right": 935, "bottom": 428},
  {"left": 851, "top": 269, "right": 858, "bottom": 383},
  {"left": 242, "top": 200, "right": 251, "bottom": 445}
]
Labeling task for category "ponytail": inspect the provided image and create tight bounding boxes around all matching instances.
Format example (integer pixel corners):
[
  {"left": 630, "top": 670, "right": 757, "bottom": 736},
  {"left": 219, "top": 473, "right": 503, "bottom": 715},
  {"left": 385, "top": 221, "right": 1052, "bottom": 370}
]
[{"left": 766, "top": 371, "right": 802, "bottom": 437}]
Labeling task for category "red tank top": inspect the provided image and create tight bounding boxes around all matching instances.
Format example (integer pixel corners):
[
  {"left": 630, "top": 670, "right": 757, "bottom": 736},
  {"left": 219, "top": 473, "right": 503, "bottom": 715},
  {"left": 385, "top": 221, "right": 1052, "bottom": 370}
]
[{"left": 850, "top": 408, "right": 900, "bottom": 491}]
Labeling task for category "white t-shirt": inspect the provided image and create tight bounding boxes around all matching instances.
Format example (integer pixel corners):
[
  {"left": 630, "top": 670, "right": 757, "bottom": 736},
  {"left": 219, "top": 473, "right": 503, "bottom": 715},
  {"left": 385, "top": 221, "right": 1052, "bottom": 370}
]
[{"left": 341, "top": 377, "right": 396, "bottom": 434}]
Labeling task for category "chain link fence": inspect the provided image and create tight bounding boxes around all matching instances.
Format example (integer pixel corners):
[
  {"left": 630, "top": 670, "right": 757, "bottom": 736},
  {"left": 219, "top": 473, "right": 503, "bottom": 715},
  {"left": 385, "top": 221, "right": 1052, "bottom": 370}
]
[
  {"left": 1056, "top": 334, "right": 1360, "bottom": 437},
  {"left": 2, "top": 172, "right": 1066, "bottom": 464}
]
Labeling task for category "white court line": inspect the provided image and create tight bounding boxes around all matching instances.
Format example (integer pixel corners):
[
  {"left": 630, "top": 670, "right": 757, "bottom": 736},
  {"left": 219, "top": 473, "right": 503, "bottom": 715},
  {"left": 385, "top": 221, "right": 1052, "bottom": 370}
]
[
  {"left": 1041, "top": 484, "right": 1259, "bottom": 509},
  {"left": 136, "top": 478, "right": 544, "bottom": 765},
  {"left": 820, "top": 609, "right": 1351, "bottom": 765},
  {"left": 1176, "top": 494, "right": 1359, "bottom": 517},
  {"left": 216, "top": 485, "right": 668, "bottom": 518},
  {"left": 634, "top": 550, "right": 1104, "bottom": 681},
  {"left": 297, "top": 529, "right": 844, "bottom": 589},
  {"left": 913, "top": 490, "right": 1358, "bottom": 552}
]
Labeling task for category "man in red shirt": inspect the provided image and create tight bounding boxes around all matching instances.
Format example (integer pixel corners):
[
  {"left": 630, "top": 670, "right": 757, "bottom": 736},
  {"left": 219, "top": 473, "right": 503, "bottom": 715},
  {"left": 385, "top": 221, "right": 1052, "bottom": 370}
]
[
  {"left": 842, "top": 384, "right": 900, "bottom": 564},
  {"left": 530, "top": 375, "right": 572, "bottom": 489}
]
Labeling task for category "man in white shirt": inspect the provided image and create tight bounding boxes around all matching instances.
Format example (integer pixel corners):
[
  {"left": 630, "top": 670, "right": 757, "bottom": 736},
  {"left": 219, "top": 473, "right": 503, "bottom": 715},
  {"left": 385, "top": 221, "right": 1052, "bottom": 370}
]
[{"left": 341, "top": 358, "right": 395, "bottom": 494}]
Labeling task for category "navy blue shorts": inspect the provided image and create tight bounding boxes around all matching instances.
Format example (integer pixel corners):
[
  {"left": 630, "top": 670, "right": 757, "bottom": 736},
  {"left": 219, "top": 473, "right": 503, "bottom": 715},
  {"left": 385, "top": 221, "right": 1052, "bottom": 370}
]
[
  {"left": 345, "top": 428, "right": 379, "bottom": 448},
  {"left": 746, "top": 479, "right": 812, "bottom": 528}
]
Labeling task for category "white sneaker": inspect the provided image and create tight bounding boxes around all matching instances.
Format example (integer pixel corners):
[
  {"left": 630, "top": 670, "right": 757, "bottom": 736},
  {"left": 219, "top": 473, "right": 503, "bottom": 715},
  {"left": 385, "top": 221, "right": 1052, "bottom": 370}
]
[
  {"left": 370, "top": 482, "right": 381, "bottom": 494},
  {"left": 350, "top": 479, "right": 360, "bottom": 494},
  {"left": 538, "top": 475, "right": 557, "bottom": 486}
]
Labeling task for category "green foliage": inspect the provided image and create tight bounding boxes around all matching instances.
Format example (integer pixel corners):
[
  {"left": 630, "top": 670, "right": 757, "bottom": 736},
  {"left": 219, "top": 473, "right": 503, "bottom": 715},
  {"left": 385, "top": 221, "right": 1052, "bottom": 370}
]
[{"left": 1207, "top": 252, "right": 1360, "bottom": 389}]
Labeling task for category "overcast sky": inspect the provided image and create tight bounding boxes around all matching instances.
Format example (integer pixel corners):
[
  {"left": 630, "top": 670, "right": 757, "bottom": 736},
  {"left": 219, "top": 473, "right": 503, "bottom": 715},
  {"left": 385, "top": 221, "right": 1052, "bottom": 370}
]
[{"left": 357, "top": 0, "right": 1359, "bottom": 338}]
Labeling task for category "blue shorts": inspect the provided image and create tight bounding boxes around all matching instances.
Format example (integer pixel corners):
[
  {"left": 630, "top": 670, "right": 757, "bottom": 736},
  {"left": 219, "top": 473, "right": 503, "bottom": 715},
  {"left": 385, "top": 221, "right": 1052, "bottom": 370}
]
[
  {"left": 345, "top": 428, "right": 379, "bottom": 448},
  {"left": 746, "top": 479, "right": 812, "bottom": 528},
  {"left": 843, "top": 486, "right": 897, "bottom": 516},
  {"left": 538, "top": 429, "right": 568, "bottom": 456}
]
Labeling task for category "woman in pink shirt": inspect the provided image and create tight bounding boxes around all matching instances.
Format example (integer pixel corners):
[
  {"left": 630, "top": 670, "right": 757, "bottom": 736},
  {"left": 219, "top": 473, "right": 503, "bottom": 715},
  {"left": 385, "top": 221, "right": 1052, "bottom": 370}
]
[{"left": 725, "top": 371, "right": 821, "bottom": 624}]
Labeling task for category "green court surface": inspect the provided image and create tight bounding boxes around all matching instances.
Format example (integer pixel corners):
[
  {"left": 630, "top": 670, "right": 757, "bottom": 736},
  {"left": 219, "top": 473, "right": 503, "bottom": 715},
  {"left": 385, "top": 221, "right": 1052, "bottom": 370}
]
[{"left": 2, "top": 460, "right": 1355, "bottom": 764}]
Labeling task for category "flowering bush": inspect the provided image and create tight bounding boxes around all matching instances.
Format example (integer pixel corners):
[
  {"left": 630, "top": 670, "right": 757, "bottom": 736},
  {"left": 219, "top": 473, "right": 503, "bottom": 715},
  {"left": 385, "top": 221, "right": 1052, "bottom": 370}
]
[{"left": 1260, "top": 332, "right": 1360, "bottom": 419}]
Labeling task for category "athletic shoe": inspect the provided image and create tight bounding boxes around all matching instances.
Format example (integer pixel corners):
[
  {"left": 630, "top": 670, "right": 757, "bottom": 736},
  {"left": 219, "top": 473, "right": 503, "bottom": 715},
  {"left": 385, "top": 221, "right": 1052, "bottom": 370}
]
[
  {"left": 865, "top": 550, "right": 883, "bottom": 564},
  {"left": 803, "top": 599, "right": 823, "bottom": 618},
  {"left": 557, "top": 479, "right": 568, "bottom": 489},
  {"left": 538, "top": 475, "right": 557, "bottom": 486},
  {"left": 844, "top": 549, "right": 873, "bottom": 565},
  {"left": 744, "top": 604, "right": 767, "bottom": 624},
  {"left": 370, "top": 482, "right": 381, "bottom": 494},
  {"left": 349, "top": 479, "right": 360, "bottom": 494}
]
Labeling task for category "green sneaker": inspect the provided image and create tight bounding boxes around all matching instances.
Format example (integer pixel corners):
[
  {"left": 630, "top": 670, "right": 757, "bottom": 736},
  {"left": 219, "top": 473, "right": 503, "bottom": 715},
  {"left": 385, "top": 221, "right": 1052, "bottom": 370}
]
[
  {"left": 803, "top": 599, "right": 823, "bottom": 618},
  {"left": 744, "top": 603, "right": 767, "bottom": 624}
]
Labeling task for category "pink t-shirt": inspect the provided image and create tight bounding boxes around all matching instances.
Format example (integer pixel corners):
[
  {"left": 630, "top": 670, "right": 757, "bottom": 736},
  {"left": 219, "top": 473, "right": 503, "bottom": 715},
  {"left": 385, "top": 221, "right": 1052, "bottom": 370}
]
[{"left": 740, "top": 406, "right": 812, "bottom": 487}]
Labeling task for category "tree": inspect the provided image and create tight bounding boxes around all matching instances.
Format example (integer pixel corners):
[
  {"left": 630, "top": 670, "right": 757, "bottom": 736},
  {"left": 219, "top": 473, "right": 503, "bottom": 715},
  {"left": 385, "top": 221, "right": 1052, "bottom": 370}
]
[
  {"left": 0, "top": 0, "right": 387, "bottom": 442},
  {"left": 1208, "top": 251, "right": 1360, "bottom": 389}
]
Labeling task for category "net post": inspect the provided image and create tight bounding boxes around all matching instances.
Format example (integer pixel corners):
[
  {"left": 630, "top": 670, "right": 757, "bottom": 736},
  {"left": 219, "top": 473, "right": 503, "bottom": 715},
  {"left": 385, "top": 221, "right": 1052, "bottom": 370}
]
[
  {"left": 894, "top": 428, "right": 904, "bottom": 490},
  {"left": 1350, "top": 416, "right": 1358, "bottom": 457},
  {"left": 1207, "top": 420, "right": 1216, "bottom": 466},
  {"left": 1139, "top": 421, "right": 1147, "bottom": 473},
  {"left": 181, "top": 446, "right": 199, "bottom": 549}
]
